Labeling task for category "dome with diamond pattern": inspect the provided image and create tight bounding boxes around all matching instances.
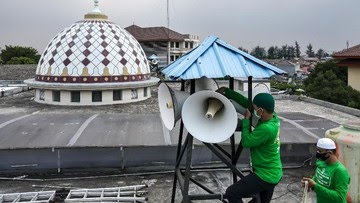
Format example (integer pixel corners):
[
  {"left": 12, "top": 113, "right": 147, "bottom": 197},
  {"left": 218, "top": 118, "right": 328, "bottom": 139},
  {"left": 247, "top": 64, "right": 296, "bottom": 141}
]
[{"left": 35, "top": 5, "right": 150, "bottom": 84}]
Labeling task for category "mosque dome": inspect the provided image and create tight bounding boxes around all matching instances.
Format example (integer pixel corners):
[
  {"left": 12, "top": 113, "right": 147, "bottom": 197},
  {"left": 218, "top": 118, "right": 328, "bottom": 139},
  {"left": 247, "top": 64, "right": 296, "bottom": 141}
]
[
  {"left": 35, "top": 4, "right": 150, "bottom": 83},
  {"left": 25, "top": 0, "right": 159, "bottom": 106}
]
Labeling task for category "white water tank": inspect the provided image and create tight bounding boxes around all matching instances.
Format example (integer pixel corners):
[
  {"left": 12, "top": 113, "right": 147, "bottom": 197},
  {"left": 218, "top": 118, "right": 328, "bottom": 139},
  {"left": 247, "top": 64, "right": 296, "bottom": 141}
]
[{"left": 326, "top": 122, "right": 360, "bottom": 202}]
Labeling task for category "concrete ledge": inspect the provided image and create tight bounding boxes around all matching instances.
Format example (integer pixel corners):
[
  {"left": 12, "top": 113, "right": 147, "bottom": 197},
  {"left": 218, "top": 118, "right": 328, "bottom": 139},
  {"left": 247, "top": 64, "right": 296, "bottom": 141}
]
[
  {"left": 0, "top": 85, "right": 31, "bottom": 98},
  {"left": 273, "top": 94, "right": 360, "bottom": 117},
  {"left": 0, "top": 143, "right": 315, "bottom": 174}
]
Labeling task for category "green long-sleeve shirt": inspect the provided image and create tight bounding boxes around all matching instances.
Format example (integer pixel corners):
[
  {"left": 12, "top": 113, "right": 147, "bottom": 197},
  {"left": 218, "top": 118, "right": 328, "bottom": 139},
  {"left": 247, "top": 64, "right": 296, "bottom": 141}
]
[
  {"left": 312, "top": 160, "right": 350, "bottom": 203},
  {"left": 224, "top": 88, "right": 249, "bottom": 109},
  {"left": 223, "top": 87, "right": 282, "bottom": 184},
  {"left": 241, "top": 115, "right": 282, "bottom": 184}
]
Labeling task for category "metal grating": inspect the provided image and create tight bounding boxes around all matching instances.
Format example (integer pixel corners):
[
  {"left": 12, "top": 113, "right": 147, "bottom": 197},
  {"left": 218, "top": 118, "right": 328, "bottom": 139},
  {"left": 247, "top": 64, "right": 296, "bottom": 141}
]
[
  {"left": 0, "top": 191, "right": 55, "bottom": 203},
  {"left": 65, "top": 185, "right": 148, "bottom": 202}
]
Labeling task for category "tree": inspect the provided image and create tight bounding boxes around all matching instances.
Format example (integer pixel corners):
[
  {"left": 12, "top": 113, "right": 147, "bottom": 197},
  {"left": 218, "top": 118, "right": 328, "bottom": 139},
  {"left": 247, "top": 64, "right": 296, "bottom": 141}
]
[
  {"left": 306, "top": 43, "right": 315, "bottom": 57},
  {"left": 250, "top": 46, "right": 266, "bottom": 59},
  {"left": 304, "top": 60, "right": 360, "bottom": 109},
  {"left": 316, "top": 49, "right": 324, "bottom": 59},
  {"left": 0, "top": 45, "right": 40, "bottom": 64},
  {"left": 295, "top": 41, "right": 301, "bottom": 58},
  {"left": 347, "top": 87, "right": 360, "bottom": 109},
  {"left": 238, "top": 47, "right": 248, "bottom": 53},
  {"left": 267, "top": 46, "right": 277, "bottom": 59},
  {"left": 316, "top": 48, "right": 329, "bottom": 59},
  {"left": 287, "top": 46, "right": 296, "bottom": 59},
  {"left": 270, "top": 46, "right": 281, "bottom": 59},
  {"left": 7, "top": 57, "right": 36, "bottom": 64},
  {"left": 280, "top": 45, "right": 288, "bottom": 59}
]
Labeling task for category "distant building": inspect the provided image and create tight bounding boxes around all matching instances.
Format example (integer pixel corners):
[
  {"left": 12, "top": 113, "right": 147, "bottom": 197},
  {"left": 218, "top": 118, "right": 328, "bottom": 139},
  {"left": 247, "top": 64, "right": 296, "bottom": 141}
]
[
  {"left": 294, "top": 57, "right": 320, "bottom": 76},
  {"left": 125, "top": 25, "right": 200, "bottom": 67},
  {"left": 333, "top": 44, "right": 360, "bottom": 91},
  {"left": 264, "top": 59, "right": 296, "bottom": 75}
]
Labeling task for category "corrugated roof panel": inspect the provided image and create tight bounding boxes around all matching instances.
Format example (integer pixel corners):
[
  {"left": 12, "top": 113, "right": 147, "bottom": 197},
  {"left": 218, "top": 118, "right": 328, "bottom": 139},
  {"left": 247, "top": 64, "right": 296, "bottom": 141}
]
[
  {"left": 246, "top": 60, "right": 275, "bottom": 78},
  {"left": 162, "top": 35, "right": 286, "bottom": 80}
]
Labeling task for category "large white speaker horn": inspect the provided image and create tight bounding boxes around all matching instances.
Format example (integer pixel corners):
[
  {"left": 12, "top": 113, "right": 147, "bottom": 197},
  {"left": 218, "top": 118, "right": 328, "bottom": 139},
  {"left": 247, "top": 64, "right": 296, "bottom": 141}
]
[
  {"left": 158, "top": 83, "right": 190, "bottom": 130},
  {"left": 182, "top": 91, "right": 238, "bottom": 143},
  {"left": 151, "top": 59, "right": 159, "bottom": 65},
  {"left": 253, "top": 82, "right": 270, "bottom": 98},
  {"left": 185, "top": 77, "right": 219, "bottom": 92}
]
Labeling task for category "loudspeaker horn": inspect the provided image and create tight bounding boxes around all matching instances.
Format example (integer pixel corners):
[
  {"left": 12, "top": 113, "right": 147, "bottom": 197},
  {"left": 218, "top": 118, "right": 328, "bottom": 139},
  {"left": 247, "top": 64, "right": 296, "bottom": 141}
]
[
  {"left": 253, "top": 82, "right": 270, "bottom": 98},
  {"left": 158, "top": 83, "right": 190, "bottom": 130},
  {"left": 151, "top": 59, "right": 159, "bottom": 65},
  {"left": 185, "top": 77, "right": 219, "bottom": 92},
  {"left": 182, "top": 90, "right": 238, "bottom": 143},
  {"left": 228, "top": 83, "right": 271, "bottom": 127}
]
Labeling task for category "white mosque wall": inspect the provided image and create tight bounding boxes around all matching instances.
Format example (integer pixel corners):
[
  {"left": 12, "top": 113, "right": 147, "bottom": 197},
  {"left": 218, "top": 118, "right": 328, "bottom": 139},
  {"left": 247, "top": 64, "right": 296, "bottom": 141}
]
[{"left": 34, "top": 87, "right": 151, "bottom": 106}]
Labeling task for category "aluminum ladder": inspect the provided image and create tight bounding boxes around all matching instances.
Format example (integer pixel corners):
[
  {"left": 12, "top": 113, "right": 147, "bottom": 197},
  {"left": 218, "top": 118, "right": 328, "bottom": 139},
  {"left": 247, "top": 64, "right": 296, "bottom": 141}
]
[
  {"left": 65, "top": 185, "right": 148, "bottom": 202},
  {"left": 0, "top": 191, "right": 55, "bottom": 203}
]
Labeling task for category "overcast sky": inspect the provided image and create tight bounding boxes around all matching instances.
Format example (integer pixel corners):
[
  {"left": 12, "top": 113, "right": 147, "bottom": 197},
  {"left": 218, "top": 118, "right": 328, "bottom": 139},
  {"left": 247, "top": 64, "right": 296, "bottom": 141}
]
[{"left": 1, "top": 0, "right": 359, "bottom": 55}]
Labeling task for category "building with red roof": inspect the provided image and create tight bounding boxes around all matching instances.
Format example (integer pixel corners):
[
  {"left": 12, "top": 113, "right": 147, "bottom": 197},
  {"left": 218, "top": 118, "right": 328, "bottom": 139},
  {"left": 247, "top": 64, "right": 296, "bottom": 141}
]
[
  {"left": 125, "top": 25, "right": 199, "bottom": 67},
  {"left": 333, "top": 44, "right": 360, "bottom": 91}
]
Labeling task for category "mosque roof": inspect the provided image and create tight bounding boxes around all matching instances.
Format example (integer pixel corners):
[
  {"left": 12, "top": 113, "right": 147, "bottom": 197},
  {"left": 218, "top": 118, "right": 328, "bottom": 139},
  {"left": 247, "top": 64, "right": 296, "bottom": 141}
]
[
  {"left": 162, "top": 35, "right": 286, "bottom": 80},
  {"left": 35, "top": 3, "right": 150, "bottom": 84}
]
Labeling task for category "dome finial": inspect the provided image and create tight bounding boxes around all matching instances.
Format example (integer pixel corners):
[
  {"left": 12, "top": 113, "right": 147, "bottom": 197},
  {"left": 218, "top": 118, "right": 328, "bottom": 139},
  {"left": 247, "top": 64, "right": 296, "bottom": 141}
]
[
  {"left": 84, "top": 0, "right": 108, "bottom": 20},
  {"left": 92, "top": 0, "right": 101, "bottom": 14}
]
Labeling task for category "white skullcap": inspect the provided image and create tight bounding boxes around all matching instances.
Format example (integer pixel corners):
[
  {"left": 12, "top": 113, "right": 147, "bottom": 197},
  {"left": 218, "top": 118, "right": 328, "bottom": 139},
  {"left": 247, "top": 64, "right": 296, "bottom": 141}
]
[{"left": 317, "top": 138, "right": 336, "bottom": 150}]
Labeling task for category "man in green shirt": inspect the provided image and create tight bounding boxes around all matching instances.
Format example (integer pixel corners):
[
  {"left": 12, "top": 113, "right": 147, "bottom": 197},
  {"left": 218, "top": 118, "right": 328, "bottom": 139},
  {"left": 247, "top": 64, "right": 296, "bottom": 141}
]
[
  {"left": 219, "top": 88, "right": 282, "bottom": 203},
  {"left": 302, "top": 138, "right": 350, "bottom": 203}
]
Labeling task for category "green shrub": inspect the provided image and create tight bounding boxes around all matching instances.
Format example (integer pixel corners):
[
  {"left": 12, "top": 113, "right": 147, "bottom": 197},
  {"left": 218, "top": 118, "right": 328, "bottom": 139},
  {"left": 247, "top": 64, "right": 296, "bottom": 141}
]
[
  {"left": 7, "top": 57, "right": 36, "bottom": 64},
  {"left": 304, "top": 60, "right": 360, "bottom": 110}
]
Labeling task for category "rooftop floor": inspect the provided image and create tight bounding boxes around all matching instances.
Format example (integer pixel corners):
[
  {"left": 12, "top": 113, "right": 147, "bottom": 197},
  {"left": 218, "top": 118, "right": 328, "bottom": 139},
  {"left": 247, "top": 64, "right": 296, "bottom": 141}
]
[
  {"left": 0, "top": 165, "right": 317, "bottom": 203},
  {"left": 0, "top": 86, "right": 357, "bottom": 149},
  {"left": 0, "top": 84, "right": 358, "bottom": 202}
]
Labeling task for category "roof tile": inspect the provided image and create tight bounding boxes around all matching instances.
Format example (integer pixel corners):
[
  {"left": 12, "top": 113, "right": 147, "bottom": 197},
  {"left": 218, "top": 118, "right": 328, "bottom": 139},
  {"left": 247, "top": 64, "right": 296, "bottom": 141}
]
[
  {"left": 333, "top": 44, "right": 360, "bottom": 58},
  {"left": 125, "top": 25, "right": 186, "bottom": 42}
]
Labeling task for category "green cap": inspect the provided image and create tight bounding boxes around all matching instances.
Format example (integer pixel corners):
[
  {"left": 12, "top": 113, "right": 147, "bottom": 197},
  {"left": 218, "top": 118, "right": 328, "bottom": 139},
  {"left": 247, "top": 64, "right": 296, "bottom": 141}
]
[{"left": 253, "top": 93, "right": 274, "bottom": 111}]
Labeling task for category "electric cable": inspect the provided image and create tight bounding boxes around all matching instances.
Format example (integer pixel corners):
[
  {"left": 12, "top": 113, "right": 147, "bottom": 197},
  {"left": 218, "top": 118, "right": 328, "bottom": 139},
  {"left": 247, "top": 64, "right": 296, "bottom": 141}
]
[{"left": 271, "top": 180, "right": 301, "bottom": 201}]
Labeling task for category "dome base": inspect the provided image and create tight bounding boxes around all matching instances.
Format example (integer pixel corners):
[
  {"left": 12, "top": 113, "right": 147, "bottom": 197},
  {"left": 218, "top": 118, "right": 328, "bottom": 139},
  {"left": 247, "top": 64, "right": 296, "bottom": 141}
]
[
  {"left": 25, "top": 77, "right": 160, "bottom": 106},
  {"left": 25, "top": 77, "right": 159, "bottom": 90}
]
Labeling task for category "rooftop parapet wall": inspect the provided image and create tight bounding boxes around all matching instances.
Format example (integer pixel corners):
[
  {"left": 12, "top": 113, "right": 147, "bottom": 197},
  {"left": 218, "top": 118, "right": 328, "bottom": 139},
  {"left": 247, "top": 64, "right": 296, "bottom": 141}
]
[
  {"left": 274, "top": 94, "right": 360, "bottom": 117},
  {"left": 0, "top": 64, "right": 36, "bottom": 80}
]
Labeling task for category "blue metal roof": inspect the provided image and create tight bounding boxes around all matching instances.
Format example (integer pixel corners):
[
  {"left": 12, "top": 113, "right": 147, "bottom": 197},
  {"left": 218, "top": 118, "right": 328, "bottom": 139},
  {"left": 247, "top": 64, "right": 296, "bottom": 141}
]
[{"left": 162, "top": 35, "right": 286, "bottom": 80}]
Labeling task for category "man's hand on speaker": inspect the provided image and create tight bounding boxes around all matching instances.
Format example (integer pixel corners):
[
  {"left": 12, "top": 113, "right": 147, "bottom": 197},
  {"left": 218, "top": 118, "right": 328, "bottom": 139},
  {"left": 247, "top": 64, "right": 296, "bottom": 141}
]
[
  {"left": 244, "top": 109, "right": 251, "bottom": 119},
  {"left": 216, "top": 87, "right": 227, "bottom": 95}
]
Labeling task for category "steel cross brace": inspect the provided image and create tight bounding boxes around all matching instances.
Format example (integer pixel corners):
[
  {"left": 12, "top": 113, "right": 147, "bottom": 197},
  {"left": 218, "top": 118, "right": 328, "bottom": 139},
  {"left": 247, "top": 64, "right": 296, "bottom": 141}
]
[{"left": 171, "top": 133, "right": 246, "bottom": 203}]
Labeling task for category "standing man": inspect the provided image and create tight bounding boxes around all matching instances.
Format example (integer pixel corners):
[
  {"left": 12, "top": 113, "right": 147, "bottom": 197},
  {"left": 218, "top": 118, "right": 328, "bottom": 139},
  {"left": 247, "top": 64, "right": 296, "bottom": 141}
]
[
  {"left": 219, "top": 88, "right": 282, "bottom": 203},
  {"left": 302, "top": 138, "right": 350, "bottom": 203}
]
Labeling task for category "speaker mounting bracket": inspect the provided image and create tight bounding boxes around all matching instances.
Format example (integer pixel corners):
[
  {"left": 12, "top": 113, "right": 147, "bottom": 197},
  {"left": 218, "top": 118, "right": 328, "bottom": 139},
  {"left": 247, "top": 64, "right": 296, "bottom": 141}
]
[{"left": 170, "top": 77, "right": 260, "bottom": 203}]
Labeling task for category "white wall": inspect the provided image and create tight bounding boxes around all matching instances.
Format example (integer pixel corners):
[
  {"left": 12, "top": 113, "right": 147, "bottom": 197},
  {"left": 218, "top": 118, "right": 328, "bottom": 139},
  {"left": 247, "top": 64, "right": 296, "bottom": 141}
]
[
  {"left": 348, "top": 67, "right": 360, "bottom": 91},
  {"left": 237, "top": 81, "right": 271, "bottom": 92},
  {"left": 33, "top": 87, "right": 151, "bottom": 106}
]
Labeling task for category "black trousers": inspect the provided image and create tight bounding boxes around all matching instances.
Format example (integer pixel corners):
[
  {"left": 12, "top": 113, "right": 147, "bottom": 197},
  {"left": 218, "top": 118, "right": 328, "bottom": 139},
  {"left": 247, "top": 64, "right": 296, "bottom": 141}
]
[{"left": 225, "top": 173, "right": 277, "bottom": 203}]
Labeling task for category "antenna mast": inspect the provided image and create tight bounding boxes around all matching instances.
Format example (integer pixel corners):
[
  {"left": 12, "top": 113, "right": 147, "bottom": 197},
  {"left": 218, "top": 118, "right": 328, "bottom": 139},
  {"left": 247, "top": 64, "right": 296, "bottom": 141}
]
[
  {"left": 167, "top": 0, "right": 170, "bottom": 65},
  {"left": 167, "top": 0, "right": 170, "bottom": 29}
]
